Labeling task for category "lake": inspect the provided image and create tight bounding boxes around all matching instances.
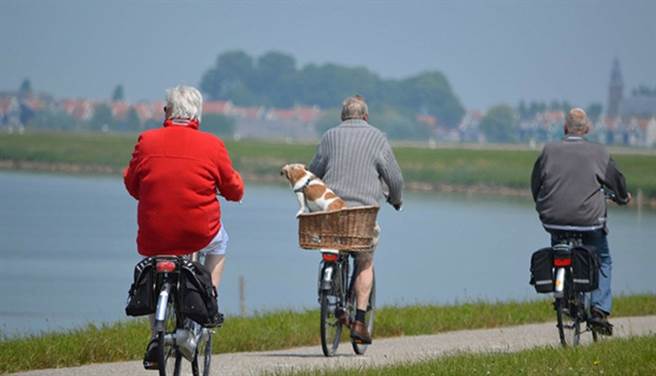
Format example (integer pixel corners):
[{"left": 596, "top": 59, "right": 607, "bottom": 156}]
[{"left": 1, "top": 171, "right": 654, "bottom": 337}]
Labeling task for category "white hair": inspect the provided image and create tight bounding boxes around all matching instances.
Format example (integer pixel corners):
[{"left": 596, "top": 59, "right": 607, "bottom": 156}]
[
  {"left": 565, "top": 107, "right": 591, "bottom": 135},
  {"left": 341, "top": 96, "right": 368, "bottom": 121},
  {"left": 165, "top": 85, "right": 203, "bottom": 121}
]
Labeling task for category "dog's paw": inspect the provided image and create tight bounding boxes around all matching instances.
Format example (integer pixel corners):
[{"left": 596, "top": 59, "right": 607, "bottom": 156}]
[{"left": 295, "top": 210, "right": 304, "bottom": 218}]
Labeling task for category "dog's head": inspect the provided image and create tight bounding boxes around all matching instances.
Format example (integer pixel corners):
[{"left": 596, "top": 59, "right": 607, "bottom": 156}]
[{"left": 280, "top": 163, "right": 309, "bottom": 185}]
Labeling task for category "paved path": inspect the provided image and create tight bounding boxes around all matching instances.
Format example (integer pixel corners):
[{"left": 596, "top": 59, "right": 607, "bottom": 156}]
[{"left": 12, "top": 315, "right": 656, "bottom": 376}]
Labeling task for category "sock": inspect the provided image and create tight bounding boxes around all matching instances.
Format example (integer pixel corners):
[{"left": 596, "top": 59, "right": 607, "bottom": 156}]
[{"left": 355, "top": 309, "right": 366, "bottom": 323}]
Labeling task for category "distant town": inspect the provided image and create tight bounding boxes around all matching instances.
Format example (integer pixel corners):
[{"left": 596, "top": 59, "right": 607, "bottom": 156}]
[{"left": 1, "top": 58, "right": 655, "bottom": 147}]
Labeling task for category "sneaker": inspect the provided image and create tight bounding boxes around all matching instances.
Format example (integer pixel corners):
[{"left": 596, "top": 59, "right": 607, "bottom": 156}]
[
  {"left": 143, "top": 337, "right": 159, "bottom": 370},
  {"left": 350, "top": 320, "right": 372, "bottom": 344},
  {"left": 590, "top": 307, "right": 613, "bottom": 336}
]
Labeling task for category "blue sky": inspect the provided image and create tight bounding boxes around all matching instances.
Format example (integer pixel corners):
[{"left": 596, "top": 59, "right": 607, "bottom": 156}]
[{"left": 1, "top": 0, "right": 655, "bottom": 110}]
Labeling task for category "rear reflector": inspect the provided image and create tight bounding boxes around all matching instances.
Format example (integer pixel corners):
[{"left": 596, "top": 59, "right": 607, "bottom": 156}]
[
  {"left": 156, "top": 261, "right": 176, "bottom": 272},
  {"left": 322, "top": 253, "right": 338, "bottom": 262},
  {"left": 553, "top": 258, "right": 572, "bottom": 267}
]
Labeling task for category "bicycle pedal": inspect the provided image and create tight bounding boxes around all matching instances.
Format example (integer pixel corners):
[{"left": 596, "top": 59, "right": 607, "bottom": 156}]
[{"left": 142, "top": 360, "right": 158, "bottom": 370}]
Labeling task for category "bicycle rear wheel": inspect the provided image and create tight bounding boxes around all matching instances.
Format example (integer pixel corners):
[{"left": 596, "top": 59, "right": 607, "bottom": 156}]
[
  {"left": 555, "top": 296, "right": 580, "bottom": 347},
  {"left": 192, "top": 329, "right": 212, "bottom": 376},
  {"left": 351, "top": 276, "right": 375, "bottom": 355},
  {"left": 158, "top": 299, "right": 182, "bottom": 376},
  {"left": 320, "top": 290, "right": 343, "bottom": 357}
]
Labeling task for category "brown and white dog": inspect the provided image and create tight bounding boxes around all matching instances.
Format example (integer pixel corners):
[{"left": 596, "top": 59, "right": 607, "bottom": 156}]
[{"left": 280, "top": 163, "right": 346, "bottom": 217}]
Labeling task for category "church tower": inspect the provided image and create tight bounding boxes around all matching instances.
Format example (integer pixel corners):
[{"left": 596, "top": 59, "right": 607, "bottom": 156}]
[{"left": 607, "top": 58, "right": 623, "bottom": 119}]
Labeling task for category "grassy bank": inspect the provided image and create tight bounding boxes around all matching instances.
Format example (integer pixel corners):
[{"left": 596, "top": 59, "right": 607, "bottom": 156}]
[
  {"left": 290, "top": 335, "right": 656, "bottom": 375},
  {"left": 1, "top": 295, "right": 656, "bottom": 373},
  {"left": 1, "top": 132, "right": 656, "bottom": 199}
]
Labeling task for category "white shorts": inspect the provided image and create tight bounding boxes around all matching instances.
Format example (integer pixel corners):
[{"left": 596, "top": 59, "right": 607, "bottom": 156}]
[{"left": 197, "top": 223, "right": 229, "bottom": 256}]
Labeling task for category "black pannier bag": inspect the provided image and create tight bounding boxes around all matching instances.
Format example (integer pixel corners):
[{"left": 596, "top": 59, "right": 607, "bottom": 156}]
[
  {"left": 126, "top": 257, "right": 156, "bottom": 316},
  {"left": 530, "top": 247, "right": 554, "bottom": 293},
  {"left": 179, "top": 259, "right": 221, "bottom": 327},
  {"left": 571, "top": 245, "right": 600, "bottom": 292}
]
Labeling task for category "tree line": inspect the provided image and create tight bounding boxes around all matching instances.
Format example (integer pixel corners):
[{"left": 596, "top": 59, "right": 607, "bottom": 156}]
[{"left": 200, "top": 50, "right": 466, "bottom": 129}]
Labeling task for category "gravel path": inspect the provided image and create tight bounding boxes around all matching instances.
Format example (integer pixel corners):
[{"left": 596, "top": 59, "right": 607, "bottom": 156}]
[{"left": 12, "top": 315, "right": 656, "bottom": 376}]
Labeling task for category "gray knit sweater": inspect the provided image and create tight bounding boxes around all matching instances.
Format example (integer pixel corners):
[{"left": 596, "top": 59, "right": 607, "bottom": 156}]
[{"left": 308, "top": 119, "right": 404, "bottom": 207}]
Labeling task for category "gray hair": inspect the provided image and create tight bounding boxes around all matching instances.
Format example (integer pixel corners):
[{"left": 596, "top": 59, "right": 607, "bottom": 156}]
[
  {"left": 565, "top": 107, "right": 591, "bottom": 135},
  {"left": 165, "top": 85, "right": 203, "bottom": 121},
  {"left": 341, "top": 95, "right": 368, "bottom": 121}
]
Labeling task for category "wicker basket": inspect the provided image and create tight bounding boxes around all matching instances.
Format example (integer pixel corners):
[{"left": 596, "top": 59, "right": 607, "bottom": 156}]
[{"left": 298, "top": 206, "right": 379, "bottom": 251}]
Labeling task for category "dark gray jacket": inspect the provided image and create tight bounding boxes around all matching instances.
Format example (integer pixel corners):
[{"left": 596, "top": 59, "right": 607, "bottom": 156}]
[{"left": 530, "top": 136, "right": 629, "bottom": 231}]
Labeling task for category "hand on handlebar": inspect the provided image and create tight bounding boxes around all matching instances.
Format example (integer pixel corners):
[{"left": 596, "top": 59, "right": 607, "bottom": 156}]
[{"left": 385, "top": 195, "right": 402, "bottom": 211}]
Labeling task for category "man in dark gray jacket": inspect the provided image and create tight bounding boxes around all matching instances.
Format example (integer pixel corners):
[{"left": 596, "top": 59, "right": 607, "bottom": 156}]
[
  {"left": 531, "top": 108, "right": 631, "bottom": 330},
  {"left": 309, "top": 96, "right": 403, "bottom": 344}
]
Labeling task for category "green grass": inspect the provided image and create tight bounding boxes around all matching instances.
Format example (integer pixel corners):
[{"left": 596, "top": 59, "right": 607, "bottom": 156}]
[
  {"left": 1, "top": 295, "right": 656, "bottom": 374},
  {"left": 1, "top": 132, "right": 655, "bottom": 198},
  {"left": 288, "top": 335, "right": 656, "bottom": 375}
]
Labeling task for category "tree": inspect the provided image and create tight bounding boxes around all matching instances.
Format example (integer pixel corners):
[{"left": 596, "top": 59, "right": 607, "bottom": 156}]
[
  {"left": 397, "top": 71, "right": 465, "bottom": 128},
  {"left": 314, "top": 108, "right": 342, "bottom": 135},
  {"left": 28, "top": 109, "right": 78, "bottom": 131},
  {"left": 19, "top": 78, "right": 33, "bottom": 98},
  {"left": 549, "top": 100, "right": 561, "bottom": 111},
  {"left": 89, "top": 103, "right": 114, "bottom": 131},
  {"left": 586, "top": 103, "right": 603, "bottom": 123},
  {"left": 112, "top": 85, "right": 125, "bottom": 101},
  {"left": 479, "top": 105, "right": 519, "bottom": 143},
  {"left": 370, "top": 105, "right": 431, "bottom": 140},
  {"left": 202, "top": 114, "right": 236, "bottom": 138},
  {"left": 119, "top": 107, "right": 141, "bottom": 131},
  {"left": 255, "top": 51, "right": 297, "bottom": 107},
  {"left": 199, "top": 50, "right": 466, "bottom": 129},
  {"left": 200, "top": 50, "right": 257, "bottom": 104},
  {"left": 518, "top": 100, "right": 529, "bottom": 120}
]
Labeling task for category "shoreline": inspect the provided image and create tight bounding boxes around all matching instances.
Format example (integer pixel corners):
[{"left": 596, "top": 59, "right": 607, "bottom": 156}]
[{"left": 2, "top": 159, "right": 655, "bottom": 208}]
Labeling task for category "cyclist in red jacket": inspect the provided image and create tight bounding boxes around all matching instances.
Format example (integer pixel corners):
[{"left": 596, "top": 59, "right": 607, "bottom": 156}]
[{"left": 124, "top": 85, "right": 243, "bottom": 368}]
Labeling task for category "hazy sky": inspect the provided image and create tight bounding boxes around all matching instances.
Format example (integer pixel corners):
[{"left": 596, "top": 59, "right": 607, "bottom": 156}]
[{"left": 1, "top": 0, "right": 655, "bottom": 110}]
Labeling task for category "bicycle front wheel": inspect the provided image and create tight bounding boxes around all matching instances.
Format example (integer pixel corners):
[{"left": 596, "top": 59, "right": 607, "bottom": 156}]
[
  {"left": 158, "top": 299, "right": 182, "bottom": 376},
  {"left": 320, "top": 291, "right": 343, "bottom": 357},
  {"left": 351, "top": 276, "right": 375, "bottom": 355},
  {"left": 192, "top": 329, "right": 212, "bottom": 376},
  {"left": 555, "top": 296, "right": 580, "bottom": 347}
]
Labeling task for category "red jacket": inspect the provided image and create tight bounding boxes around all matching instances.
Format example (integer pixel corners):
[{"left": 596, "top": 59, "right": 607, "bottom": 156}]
[{"left": 124, "top": 118, "right": 244, "bottom": 256}]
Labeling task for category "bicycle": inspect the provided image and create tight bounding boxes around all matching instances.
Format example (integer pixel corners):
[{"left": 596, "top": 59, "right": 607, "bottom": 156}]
[
  {"left": 550, "top": 232, "right": 609, "bottom": 347},
  {"left": 152, "top": 256, "right": 215, "bottom": 376},
  {"left": 297, "top": 206, "right": 379, "bottom": 357},
  {"left": 318, "top": 250, "right": 375, "bottom": 356}
]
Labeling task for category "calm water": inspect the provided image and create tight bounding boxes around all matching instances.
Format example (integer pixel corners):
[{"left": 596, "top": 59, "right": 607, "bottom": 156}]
[{"left": 1, "top": 171, "right": 654, "bottom": 337}]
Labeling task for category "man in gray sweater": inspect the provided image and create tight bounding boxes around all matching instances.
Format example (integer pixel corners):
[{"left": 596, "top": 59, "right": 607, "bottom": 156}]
[
  {"left": 531, "top": 108, "right": 631, "bottom": 331},
  {"left": 309, "top": 96, "right": 403, "bottom": 344}
]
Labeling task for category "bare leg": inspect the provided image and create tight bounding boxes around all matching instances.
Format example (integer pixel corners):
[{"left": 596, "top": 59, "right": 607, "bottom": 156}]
[
  {"left": 354, "top": 255, "right": 373, "bottom": 311},
  {"left": 204, "top": 254, "right": 225, "bottom": 290}
]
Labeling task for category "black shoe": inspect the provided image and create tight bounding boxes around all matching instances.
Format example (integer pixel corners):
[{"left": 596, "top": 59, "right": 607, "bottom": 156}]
[
  {"left": 143, "top": 337, "right": 159, "bottom": 370},
  {"left": 590, "top": 307, "right": 613, "bottom": 336}
]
